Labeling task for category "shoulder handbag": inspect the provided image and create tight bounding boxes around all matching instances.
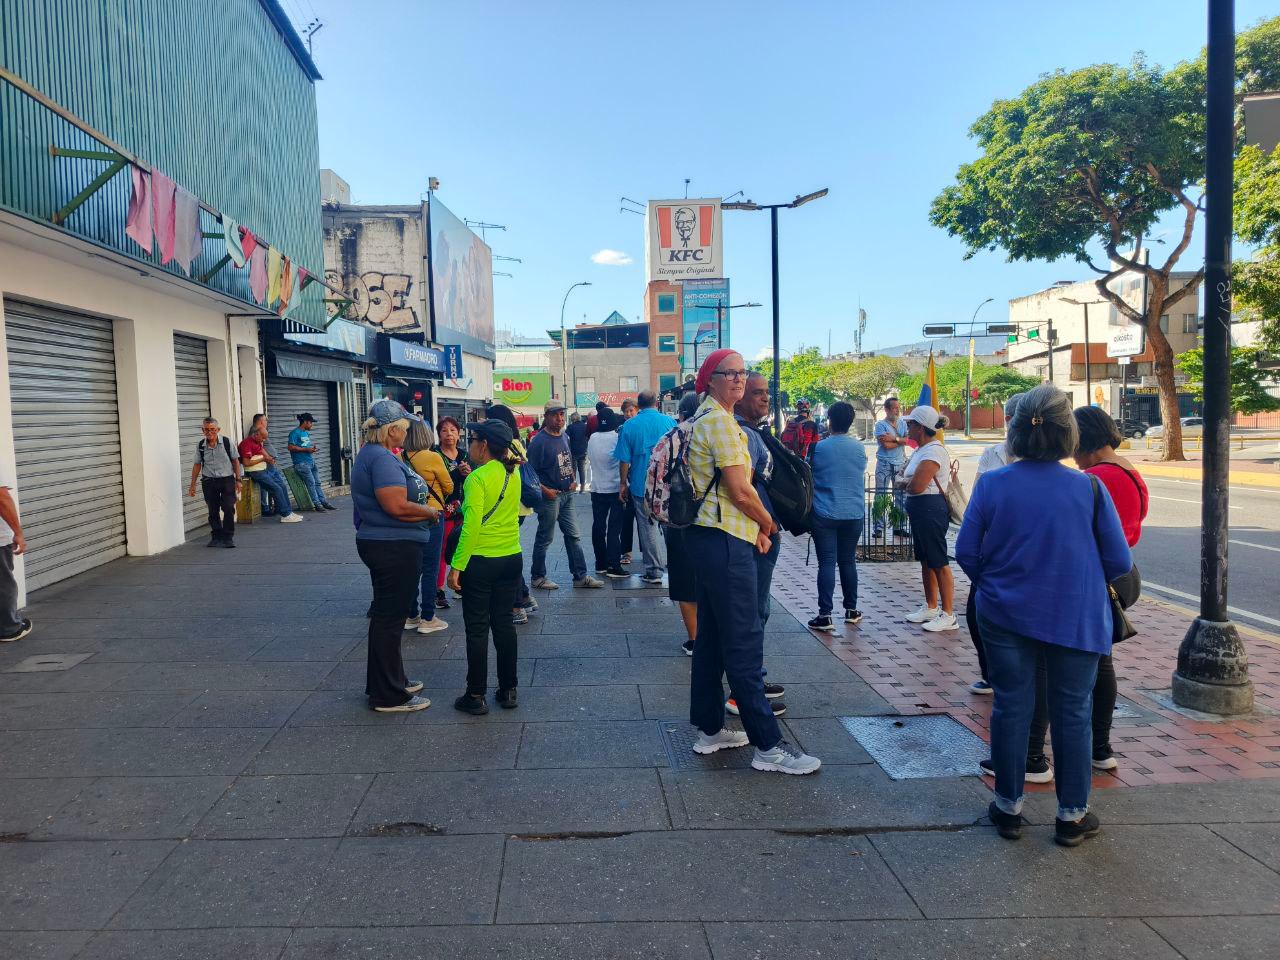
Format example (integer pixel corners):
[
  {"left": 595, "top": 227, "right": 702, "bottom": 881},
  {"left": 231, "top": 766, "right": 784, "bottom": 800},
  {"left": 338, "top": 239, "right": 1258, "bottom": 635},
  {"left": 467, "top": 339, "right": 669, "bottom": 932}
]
[
  {"left": 933, "top": 454, "right": 968, "bottom": 525},
  {"left": 1089, "top": 475, "right": 1139, "bottom": 644},
  {"left": 444, "top": 469, "right": 512, "bottom": 565}
]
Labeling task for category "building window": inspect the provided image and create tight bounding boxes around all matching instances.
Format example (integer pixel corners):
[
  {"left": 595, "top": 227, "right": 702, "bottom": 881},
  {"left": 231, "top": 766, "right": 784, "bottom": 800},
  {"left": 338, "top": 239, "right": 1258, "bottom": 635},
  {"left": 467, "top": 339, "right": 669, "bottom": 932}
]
[
  {"left": 1159, "top": 314, "right": 1169, "bottom": 333},
  {"left": 1183, "top": 313, "right": 1198, "bottom": 334},
  {"left": 657, "top": 335, "right": 677, "bottom": 353},
  {"left": 659, "top": 374, "right": 677, "bottom": 392},
  {"left": 656, "top": 293, "right": 676, "bottom": 314},
  {"left": 619, "top": 376, "right": 639, "bottom": 392},
  {"left": 577, "top": 377, "right": 595, "bottom": 393}
]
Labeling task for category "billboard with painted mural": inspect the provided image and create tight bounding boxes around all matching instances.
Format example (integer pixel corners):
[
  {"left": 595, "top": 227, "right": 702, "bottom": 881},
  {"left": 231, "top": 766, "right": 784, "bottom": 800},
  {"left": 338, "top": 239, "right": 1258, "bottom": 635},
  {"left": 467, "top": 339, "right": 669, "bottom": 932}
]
[
  {"left": 428, "top": 196, "right": 496, "bottom": 361},
  {"left": 492, "top": 371, "right": 551, "bottom": 408},
  {"left": 646, "top": 199, "right": 723, "bottom": 281},
  {"left": 681, "top": 278, "right": 730, "bottom": 372}
]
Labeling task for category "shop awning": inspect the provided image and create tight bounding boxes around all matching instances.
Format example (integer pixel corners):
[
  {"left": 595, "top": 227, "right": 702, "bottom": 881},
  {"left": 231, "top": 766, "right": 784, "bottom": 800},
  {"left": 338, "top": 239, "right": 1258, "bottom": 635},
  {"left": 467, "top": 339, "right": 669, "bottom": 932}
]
[{"left": 273, "top": 352, "right": 353, "bottom": 382}]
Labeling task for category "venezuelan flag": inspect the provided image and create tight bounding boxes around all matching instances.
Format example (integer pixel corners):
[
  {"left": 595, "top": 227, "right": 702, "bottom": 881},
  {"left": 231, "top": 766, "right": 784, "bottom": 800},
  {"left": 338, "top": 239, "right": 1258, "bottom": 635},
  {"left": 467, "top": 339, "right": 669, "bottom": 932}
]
[{"left": 917, "top": 351, "right": 943, "bottom": 442}]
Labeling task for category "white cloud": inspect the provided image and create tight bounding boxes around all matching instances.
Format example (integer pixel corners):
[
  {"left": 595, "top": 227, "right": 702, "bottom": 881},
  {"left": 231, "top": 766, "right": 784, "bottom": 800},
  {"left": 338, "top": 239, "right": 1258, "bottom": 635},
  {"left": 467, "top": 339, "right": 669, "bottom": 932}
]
[{"left": 591, "top": 248, "right": 633, "bottom": 266}]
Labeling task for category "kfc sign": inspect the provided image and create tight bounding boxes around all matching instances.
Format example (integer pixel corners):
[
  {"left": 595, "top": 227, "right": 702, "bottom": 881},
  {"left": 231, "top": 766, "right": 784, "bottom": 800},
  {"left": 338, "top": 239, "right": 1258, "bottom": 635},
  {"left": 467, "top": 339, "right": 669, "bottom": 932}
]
[{"left": 646, "top": 199, "right": 723, "bottom": 281}]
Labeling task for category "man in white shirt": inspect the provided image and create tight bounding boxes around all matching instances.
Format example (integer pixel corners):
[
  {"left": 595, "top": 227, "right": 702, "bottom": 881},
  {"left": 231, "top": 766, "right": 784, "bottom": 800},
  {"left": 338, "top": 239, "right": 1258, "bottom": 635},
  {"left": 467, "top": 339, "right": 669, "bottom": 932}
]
[
  {"left": 872, "top": 397, "right": 910, "bottom": 536},
  {"left": 586, "top": 408, "right": 628, "bottom": 578},
  {"left": 0, "top": 475, "right": 32, "bottom": 642}
]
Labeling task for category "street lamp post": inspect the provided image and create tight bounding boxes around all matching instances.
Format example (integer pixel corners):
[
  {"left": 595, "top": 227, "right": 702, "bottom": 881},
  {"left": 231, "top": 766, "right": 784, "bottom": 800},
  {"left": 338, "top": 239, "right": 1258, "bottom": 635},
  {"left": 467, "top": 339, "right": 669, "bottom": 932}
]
[
  {"left": 1062, "top": 296, "right": 1107, "bottom": 407},
  {"left": 559, "top": 281, "right": 591, "bottom": 407},
  {"left": 965, "top": 297, "right": 994, "bottom": 437},
  {"left": 1175, "top": 0, "right": 1254, "bottom": 714},
  {"left": 724, "top": 189, "right": 829, "bottom": 434}
]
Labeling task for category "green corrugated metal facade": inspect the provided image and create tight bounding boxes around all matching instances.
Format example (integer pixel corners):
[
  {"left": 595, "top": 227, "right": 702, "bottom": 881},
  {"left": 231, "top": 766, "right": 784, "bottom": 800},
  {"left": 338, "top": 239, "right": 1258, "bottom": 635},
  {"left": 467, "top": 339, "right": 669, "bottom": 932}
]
[{"left": 0, "top": 0, "right": 325, "bottom": 328}]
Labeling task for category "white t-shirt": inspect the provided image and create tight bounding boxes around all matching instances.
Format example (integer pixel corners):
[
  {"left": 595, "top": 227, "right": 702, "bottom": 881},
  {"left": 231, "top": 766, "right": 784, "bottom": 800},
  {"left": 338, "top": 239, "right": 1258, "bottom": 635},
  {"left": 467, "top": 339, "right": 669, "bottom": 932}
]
[
  {"left": 586, "top": 431, "right": 622, "bottom": 494},
  {"left": 903, "top": 440, "right": 949, "bottom": 497},
  {"left": 0, "top": 478, "right": 14, "bottom": 547},
  {"left": 976, "top": 440, "right": 1015, "bottom": 478}
]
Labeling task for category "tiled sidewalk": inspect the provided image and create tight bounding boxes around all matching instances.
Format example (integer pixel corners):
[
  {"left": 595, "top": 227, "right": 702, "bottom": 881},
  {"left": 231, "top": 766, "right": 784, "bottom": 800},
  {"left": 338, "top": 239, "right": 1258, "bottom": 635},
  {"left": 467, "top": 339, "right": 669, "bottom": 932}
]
[{"left": 770, "top": 535, "right": 1280, "bottom": 789}]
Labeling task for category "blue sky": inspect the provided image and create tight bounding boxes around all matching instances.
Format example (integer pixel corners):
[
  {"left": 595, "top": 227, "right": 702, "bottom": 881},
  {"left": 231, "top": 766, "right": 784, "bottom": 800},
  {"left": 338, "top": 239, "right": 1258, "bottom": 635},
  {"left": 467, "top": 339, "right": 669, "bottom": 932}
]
[{"left": 286, "top": 0, "right": 1277, "bottom": 357}]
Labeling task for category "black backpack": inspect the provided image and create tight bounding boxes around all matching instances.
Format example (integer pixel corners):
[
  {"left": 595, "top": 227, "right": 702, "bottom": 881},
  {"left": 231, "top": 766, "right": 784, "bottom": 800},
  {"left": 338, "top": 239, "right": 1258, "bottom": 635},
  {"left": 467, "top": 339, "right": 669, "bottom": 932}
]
[{"left": 759, "top": 428, "right": 814, "bottom": 535}]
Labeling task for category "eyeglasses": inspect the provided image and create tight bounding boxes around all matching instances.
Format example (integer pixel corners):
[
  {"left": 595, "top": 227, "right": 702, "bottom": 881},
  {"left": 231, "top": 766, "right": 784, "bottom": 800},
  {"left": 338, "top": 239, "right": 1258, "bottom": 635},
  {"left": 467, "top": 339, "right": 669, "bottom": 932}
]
[{"left": 712, "top": 369, "right": 748, "bottom": 382}]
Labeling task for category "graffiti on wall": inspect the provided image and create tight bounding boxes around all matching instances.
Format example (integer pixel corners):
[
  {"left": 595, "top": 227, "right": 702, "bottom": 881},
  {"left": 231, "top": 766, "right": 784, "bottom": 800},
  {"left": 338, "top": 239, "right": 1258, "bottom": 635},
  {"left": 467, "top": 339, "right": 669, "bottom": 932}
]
[{"left": 325, "top": 269, "right": 420, "bottom": 331}]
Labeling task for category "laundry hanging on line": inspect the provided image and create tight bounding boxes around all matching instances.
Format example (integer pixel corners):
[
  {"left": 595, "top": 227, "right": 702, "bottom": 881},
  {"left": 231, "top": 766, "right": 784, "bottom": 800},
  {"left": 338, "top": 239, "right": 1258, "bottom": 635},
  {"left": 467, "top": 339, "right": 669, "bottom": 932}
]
[
  {"left": 223, "top": 214, "right": 245, "bottom": 268},
  {"left": 240, "top": 227, "right": 259, "bottom": 261},
  {"left": 248, "top": 245, "right": 268, "bottom": 305},
  {"left": 172, "top": 187, "right": 202, "bottom": 275},
  {"left": 266, "top": 246, "right": 283, "bottom": 308},
  {"left": 276, "top": 256, "right": 293, "bottom": 317},
  {"left": 124, "top": 165, "right": 153, "bottom": 254},
  {"left": 150, "top": 169, "right": 178, "bottom": 265}
]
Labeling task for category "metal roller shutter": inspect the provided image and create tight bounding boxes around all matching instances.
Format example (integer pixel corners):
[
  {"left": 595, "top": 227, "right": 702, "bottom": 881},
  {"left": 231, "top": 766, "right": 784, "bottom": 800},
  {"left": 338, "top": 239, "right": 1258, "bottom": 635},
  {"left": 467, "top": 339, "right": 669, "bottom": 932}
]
[
  {"left": 266, "top": 377, "right": 333, "bottom": 486},
  {"left": 173, "top": 335, "right": 213, "bottom": 533},
  {"left": 4, "top": 300, "right": 127, "bottom": 590}
]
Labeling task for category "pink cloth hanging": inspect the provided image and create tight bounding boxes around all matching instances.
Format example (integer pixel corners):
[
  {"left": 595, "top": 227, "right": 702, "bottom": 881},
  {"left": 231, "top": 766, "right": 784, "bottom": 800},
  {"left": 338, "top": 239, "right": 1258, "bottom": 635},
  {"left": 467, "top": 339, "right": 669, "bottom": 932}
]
[
  {"left": 150, "top": 170, "right": 178, "bottom": 264},
  {"left": 248, "top": 246, "right": 268, "bottom": 304},
  {"left": 297, "top": 266, "right": 311, "bottom": 288},
  {"left": 172, "top": 188, "right": 200, "bottom": 275},
  {"left": 124, "top": 165, "right": 153, "bottom": 253},
  {"left": 240, "top": 226, "right": 259, "bottom": 261}
]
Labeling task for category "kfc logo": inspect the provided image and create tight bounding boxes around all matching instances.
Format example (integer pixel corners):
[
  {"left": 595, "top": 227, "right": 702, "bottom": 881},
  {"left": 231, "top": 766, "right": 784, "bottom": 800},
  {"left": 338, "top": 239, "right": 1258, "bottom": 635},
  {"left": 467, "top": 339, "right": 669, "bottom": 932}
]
[{"left": 648, "top": 199, "right": 723, "bottom": 280}]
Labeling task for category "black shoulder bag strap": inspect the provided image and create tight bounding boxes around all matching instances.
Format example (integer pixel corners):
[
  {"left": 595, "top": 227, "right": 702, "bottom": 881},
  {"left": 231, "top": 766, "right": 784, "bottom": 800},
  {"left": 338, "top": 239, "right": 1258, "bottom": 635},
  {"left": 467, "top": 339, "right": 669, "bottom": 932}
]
[
  {"left": 481, "top": 470, "right": 512, "bottom": 524},
  {"left": 402, "top": 451, "right": 446, "bottom": 508}
]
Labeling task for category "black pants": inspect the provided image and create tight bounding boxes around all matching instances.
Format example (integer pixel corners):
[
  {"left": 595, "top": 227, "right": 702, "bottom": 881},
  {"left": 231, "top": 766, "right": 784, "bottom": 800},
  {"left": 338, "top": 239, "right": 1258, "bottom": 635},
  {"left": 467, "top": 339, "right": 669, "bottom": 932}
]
[
  {"left": 619, "top": 494, "right": 635, "bottom": 555},
  {"left": 1026, "top": 652, "right": 1117, "bottom": 758},
  {"left": 590, "top": 492, "right": 624, "bottom": 571},
  {"left": 965, "top": 592, "right": 989, "bottom": 682},
  {"left": 357, "top": 539, "right": 422, "bottom": 708},
  {"left": 202, "top": 476, "right": 237, "bottom": 540},
  {"left": 574, "top": 456, "right": 588, "bottom": 489},
  {"left": 515, "top": 515, "right": 530, "bottom": 605},
  {"left": 461, "top": 553, "right": 522, "bottom": 696}
]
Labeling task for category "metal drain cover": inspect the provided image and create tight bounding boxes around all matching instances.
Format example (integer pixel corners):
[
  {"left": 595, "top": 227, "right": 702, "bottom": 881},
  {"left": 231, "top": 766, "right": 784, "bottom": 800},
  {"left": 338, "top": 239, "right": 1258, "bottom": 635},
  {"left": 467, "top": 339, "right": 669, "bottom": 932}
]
[
  {"left": 660, "top": 721, "right": 753, "bottom": 770},
  {"left": 4, "top": 653, "right": 94, "bottom": 673},
  {"left": 839, "top": 715, "right": 987, "bottom": 780}
]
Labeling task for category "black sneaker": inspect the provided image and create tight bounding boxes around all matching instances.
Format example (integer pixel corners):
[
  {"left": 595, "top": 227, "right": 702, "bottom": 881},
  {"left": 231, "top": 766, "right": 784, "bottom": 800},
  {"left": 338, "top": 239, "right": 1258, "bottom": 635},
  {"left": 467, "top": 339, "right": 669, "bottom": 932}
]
[
  {"left": 207, "top": 535, "right": 221, "bottom": 548},
  {"left": 726, "top": 698, "right": 786, "bottom": 718},
  {"left": 763, "top": 683, "right": 785, "bottom": 700},
  {"left": 0, "top": 618, "right": 33, "bottom": 643},
  {"left": 436, "top": 590, "right": 451, "bottom": 610},
  {"left": 604, "top": 566, "right": 629, "bottom": 579},
  {"left": 1055, "top": 811, "right": 1102, "bottom": 847},
  {"left": 681, "top": 638, "right": 694, "bottom": 656},
  {"left": 807, "top": 615, "right": 835, "bottom": 632},
  {"left": 221, "top": 538, "right": 236, "bottom": 548},
  {"left": 322, "top": 503, "right": 338, "bottom": 511},
  {"left": 844, "top": 609, "right": 863, "bottom": 624},
  {"left": 496, "top": 688, "right": 518, "bottom": 709},
  {"left": 988, "top": 801, "right": 1023, "bottom": 840},
  {"left": 978, "top": 755, "right": 1053, "bottom": 784},
  {"left": 453, "top": 693, "right": 489, "bottom": 716}
]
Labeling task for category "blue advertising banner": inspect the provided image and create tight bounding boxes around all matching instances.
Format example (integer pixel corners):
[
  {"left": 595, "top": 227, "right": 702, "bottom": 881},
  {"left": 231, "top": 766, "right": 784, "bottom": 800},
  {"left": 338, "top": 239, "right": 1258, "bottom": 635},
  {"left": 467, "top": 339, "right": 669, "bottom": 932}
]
[
  {"left": 381, "top": 337, "right": 445, "bottom": 373},
  {"left": 680, "top": 278, "right": 729, "bottom": 372}
]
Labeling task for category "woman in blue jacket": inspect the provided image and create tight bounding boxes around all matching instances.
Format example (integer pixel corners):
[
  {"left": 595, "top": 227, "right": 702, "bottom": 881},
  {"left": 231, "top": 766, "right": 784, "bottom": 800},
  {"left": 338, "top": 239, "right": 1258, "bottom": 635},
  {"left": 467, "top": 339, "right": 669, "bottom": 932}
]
[{"left": 956, "top": 385, "right": 1131, "bottom": 848}]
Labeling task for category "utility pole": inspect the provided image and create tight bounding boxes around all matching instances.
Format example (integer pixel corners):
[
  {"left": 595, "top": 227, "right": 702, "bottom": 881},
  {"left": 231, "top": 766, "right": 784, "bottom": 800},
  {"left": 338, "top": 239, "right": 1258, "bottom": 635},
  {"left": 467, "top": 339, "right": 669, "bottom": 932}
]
[
  {"left": 1175, "top": 0, "right": 1253, "bottom": 714},
  {"left": 770, "top": 207, "right": 781, "bottom": 432},
  {"left": 1047, "top": 319, "right": 1055, "bottom": 385}
]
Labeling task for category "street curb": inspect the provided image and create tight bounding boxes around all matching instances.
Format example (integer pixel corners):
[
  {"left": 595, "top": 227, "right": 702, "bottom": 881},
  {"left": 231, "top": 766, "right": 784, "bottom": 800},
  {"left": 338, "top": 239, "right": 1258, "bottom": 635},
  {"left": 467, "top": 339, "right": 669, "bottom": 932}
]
[{"left": 1138, "top": 463, "right": 1280, "bottom": 489}]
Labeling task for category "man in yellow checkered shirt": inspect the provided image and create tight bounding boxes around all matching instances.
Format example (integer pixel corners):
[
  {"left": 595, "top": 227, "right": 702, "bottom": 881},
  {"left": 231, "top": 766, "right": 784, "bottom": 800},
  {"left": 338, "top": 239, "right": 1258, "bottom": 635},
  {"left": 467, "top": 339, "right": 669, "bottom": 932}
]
[{"left": 684, "top": 349, "right": 821, "bottom": 776}]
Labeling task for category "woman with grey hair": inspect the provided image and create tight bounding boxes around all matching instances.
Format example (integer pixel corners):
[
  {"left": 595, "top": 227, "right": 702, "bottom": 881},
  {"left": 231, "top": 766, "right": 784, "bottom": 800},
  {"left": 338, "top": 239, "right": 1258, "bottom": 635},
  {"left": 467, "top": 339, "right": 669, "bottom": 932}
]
[{"left": 956, "top": 384, "right": 1131, "bottom": 847}]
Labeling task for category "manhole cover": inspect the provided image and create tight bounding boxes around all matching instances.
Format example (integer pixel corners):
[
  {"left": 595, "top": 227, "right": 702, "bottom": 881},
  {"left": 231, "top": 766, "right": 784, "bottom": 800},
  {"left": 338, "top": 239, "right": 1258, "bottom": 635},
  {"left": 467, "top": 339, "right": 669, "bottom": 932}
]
[
  {"left": 5, "top": 653, "right": 93, "bottom": 673},
  {"left": 839, "top": 715, "right": 987, "bottom": 780},
  {"left": 660, "top": 721, "right": 753, "bottom": 770}
]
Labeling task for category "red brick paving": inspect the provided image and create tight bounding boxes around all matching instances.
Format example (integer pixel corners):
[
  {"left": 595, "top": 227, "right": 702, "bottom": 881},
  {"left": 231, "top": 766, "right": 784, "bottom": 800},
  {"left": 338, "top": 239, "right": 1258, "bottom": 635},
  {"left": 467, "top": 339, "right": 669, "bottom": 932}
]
[{"left": 770, "top": 535, "right": 1280, "bottom": 790}]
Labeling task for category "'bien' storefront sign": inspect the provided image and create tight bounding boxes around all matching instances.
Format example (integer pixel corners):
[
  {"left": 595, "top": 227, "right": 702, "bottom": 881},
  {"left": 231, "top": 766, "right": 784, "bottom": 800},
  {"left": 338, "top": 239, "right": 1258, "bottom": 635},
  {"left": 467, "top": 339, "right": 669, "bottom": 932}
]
[{"left": 492, "top": 371, "right": 550, "bottom": 407}]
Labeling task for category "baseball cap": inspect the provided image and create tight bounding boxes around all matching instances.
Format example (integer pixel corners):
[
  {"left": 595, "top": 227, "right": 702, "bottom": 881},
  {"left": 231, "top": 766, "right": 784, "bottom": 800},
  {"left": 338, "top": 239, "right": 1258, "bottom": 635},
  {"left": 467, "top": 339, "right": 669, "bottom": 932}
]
[
  {"left": 795, "top": 398, "right": 811, "bottom": 411},
  {"left": 544, "top": 399, "right": 567, "bottom": 415},
  {"left": 905, "top": 404, "right": 942, "bottom": 430},
  {"left": 468, "top": 418, "right": 515, "bottom": 448},
  {"left": 366, "top": 398, "right": 422, "bottom": 427},
  {"left": 297, "top": 411, "right": 317, "bottom": 423}
]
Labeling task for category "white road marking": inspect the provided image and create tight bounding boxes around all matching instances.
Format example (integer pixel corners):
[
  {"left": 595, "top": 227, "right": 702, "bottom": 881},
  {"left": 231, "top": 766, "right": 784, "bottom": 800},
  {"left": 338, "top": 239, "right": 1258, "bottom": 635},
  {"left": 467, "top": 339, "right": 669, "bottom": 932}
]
[
  {"left": 1142, "top": 580, "right": 1280, "bottom": 629},
  {"left": 1146, "top": 476, "right": 1280, "bottom": 497},
  {"left": 1149, "top": 495, "right": 1242, "bottom": 510},
  {"left": 1229, "top": 539, "right": 1280, "bottom": 554}
]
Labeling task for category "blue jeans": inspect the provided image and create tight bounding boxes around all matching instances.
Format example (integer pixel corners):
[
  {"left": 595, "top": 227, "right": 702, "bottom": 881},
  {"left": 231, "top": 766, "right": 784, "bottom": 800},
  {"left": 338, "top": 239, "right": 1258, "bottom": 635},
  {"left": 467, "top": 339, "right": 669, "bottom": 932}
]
[
  {"left": 633, "top": 498, "right": 666, "bottom": 578},
  {"left": 980, "top": 613, "right": 1099, "bottom": 822},
  {"left": 756, "top": 531, "right": 781, "bottom": 626},
  {"left": 687, "top": 525, "right": 782, "bottom": 751},
  {"left": 250, "top": 467, "right": 293, "bottom": 517},
  {"left": 873, "top": 460, "right": 905, "bottom": 532},
  {"left": 294, "top": 460, "right": 329, "bottom": 507},
  {"left": 411, "top": 519, "right": 446, "bottom": 621},
  {"left": 531, "top": 494, "right": 587, "bottom": 581},
  {"left": 812, "top": 515, "right": 862, "bottom": 616}
]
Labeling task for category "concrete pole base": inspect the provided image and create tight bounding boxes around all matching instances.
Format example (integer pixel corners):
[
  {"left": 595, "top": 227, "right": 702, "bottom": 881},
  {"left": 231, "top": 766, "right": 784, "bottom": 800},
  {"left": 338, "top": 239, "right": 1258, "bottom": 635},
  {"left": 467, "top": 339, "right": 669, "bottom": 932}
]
[{"left": 1173, "top": 617, "right": 1255, "bottom": 715}]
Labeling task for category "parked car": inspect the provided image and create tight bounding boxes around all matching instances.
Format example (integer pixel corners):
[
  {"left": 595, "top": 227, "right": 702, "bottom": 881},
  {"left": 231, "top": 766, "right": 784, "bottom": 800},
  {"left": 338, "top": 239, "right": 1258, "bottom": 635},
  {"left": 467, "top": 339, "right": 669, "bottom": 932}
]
[
  {"left": 1146, "top": 416, "right": 1205, "bottom": 438},
  {"left": 1115, "top": 418, "right": 1151, "bottom": 439}
]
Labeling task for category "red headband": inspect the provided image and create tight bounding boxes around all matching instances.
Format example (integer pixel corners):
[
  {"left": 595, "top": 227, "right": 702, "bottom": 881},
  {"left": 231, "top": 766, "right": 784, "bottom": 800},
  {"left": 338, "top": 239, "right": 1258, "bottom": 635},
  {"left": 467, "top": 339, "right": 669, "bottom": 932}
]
[{"left": 695, "top": 348, "right": 737, "bottom": 394}]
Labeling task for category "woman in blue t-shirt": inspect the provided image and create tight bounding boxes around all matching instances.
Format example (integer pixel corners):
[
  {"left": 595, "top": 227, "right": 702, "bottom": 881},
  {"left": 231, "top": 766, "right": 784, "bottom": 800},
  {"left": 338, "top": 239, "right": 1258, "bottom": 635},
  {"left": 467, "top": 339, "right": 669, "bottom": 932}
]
[
  {"left": 351, "top": 399, "right": 439, "bottom": 714},
  {"left": 806, "top": 401, "right": 867, "bottom": 632}
]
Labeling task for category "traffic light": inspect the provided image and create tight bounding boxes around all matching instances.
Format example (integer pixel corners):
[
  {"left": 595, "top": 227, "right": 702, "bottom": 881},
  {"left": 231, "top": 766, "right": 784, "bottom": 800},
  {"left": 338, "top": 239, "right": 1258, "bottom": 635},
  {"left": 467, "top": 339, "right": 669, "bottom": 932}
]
[
  {"left": 1028, "top": 328, "right": 1040, "bottom": 339},
  {"left": 923, "top": 324, "right": 956, "bottom": 336}
]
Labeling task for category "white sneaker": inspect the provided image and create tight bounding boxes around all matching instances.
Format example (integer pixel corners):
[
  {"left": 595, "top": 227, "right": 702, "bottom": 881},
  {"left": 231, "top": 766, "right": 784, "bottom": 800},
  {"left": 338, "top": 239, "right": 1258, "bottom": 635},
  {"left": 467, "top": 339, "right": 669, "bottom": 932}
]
[
  {"left": 906, "top": 605, "right": 941, "bottom": 623},
  {"left": 752, "top": 741, "right": 822, "bottom": 775},
  {"left": 574, "top": 575, "right": 605, "bottom": 589},
  {"left": 404, "top": 618, "right": 422, "bottom": 630},
  {"left": 922, "top": 613, "right": 959, "bottom": 633},
  {"left": 416, "top": 618, "right": 448, "bottom": 634},
  {"left": 531, "top": 577, "right": 559, "bottom": 590},
  {"left": 372, "top": 695, "right": 431, "bottom": 713},
  {"left": 693, "top": 728, "right": 750, "bottom": 754},
  {"left": 280, "top": 513, "right": 304, "bottom": 523}
]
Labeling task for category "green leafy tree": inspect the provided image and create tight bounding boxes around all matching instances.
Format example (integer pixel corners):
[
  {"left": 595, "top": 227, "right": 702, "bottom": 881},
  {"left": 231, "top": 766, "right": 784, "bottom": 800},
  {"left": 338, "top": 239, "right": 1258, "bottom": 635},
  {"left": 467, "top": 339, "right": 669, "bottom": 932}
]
[
  {"left": 1234, "top": 143, "right": 1280, "bottom": 353},
  {"left": 829, "top": 355, "right": 908, "bottom": 414},
  {"left": 929, "top": 18, "right": 1280, "bottom": 461},
  {"left": 757, "top": 347, "right": 836, "bottom": 407},
  {"left": 1175, "top": 346, "right": 1280, "bottom": 415}
]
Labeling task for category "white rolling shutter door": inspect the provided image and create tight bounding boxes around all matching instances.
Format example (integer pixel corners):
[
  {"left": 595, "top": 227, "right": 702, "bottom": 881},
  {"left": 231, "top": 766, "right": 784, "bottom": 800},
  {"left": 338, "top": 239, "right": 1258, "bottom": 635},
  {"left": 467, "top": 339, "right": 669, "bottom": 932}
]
[
  {"left": 266, "top": 377, "right": 332, "bottom": 486},
  {"left": 4, "top": 300, "right": 127, "bottom": 590},
  {"left": 174, "top": 335, "right": 213, "bottom": 533}
]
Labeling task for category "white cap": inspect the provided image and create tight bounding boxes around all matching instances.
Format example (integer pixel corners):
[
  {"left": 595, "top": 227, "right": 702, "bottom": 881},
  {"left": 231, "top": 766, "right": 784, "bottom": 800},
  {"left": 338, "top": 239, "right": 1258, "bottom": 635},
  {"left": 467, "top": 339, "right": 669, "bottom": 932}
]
[{"left": 905, "top": 405, "right": 942, "bottom": 430}]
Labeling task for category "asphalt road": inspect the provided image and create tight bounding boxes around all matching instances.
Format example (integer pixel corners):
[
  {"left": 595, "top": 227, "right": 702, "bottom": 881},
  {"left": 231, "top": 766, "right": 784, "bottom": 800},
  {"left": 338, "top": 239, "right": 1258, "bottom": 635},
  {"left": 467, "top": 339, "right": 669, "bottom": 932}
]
[{"left": 883, "top": 439, "right": 1280, "bottom": 630}]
